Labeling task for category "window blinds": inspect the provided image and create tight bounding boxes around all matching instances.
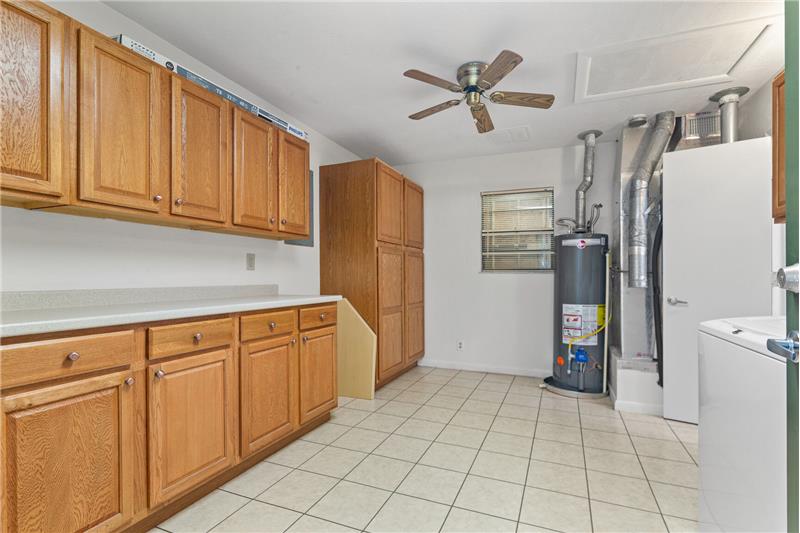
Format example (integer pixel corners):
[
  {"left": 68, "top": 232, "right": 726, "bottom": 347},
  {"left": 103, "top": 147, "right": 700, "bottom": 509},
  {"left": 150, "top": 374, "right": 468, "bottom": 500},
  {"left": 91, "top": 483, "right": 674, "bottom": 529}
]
[{"left": 481, "top": 188, "right": 555, "bottom": 271}]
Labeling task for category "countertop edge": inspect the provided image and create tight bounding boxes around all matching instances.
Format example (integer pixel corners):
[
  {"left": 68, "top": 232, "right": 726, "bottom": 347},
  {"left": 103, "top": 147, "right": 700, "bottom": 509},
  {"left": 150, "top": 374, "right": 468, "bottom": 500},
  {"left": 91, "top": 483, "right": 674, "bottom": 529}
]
[{"left": 1, "top": 295, "right": 342, "bottom": 338}]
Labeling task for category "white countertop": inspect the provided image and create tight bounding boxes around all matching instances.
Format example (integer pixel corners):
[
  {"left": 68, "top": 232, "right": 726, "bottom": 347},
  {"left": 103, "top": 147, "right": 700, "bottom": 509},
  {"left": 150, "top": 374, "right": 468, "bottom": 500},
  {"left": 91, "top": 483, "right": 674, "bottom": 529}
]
[{"left": 1, "top": 288, "right": 341, "bottom": 338}]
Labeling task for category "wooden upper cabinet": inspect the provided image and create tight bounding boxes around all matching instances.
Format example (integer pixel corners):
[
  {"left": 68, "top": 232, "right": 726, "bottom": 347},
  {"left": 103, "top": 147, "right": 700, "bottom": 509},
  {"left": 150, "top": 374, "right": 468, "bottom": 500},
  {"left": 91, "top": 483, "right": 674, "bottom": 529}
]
[
  {"left": 233, "top": 108, "right": 277, "bottom": 231},
  {"left": 278, "top": 130, "right": 310, "bottom": 236},
  {"left": 148, "top": 349, "right": 235, "bottom": 506},
  {"left": 376, "top": 162, "right": 404, "bottom": 244},
  {"left": 404, "top": 179, "right": 424, "bottom": 248},
  {"left": 171, "top": 77, "right": 230, "bottom": 222},
  {"left": 404, "top": 249, "right": 424, "bottom": 362},
  {"left": 298, "top": 326, "right": 337, "bottom": 424},
  {"left": 0, "top": 1, "right": 67, "bottom": 200},
  {"left": 78, "top": 27, "right": 162, "bottom": 212},
  {"left": 377, "top": 245, "right": 404, "bottom": 382},
  {"left": 240, "top": 334, "right": 296, "bottom": 458},
  {"left": 2, "top": 370, "right": 134, "bottom": 532},
  {"left": 772, "top": 70, "right": 786, "bottom": 222}
]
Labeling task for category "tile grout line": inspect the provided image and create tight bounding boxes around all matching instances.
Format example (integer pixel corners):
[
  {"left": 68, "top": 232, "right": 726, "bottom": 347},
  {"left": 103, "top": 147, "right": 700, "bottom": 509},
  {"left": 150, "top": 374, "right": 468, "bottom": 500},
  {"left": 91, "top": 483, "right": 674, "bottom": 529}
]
[
  {"left": 577, "top": 396, "right": 596, "bottom": 533},
  {"left": 513, "top": 383, "right": 543, "bottom": 531}
]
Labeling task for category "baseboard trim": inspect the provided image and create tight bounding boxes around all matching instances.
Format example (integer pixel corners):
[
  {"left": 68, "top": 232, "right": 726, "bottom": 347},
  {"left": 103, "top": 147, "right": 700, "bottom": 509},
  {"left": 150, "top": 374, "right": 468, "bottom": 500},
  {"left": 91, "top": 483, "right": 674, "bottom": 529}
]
[{"left": 418, "top": 358, "right": 551, "bottom": 379}]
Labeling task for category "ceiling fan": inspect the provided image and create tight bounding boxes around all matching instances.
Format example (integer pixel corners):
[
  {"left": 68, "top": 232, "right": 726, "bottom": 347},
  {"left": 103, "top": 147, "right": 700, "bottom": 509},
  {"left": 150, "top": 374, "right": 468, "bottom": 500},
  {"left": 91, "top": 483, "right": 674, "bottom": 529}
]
[{"left": 404, "top": 50, "right": 555, "bottom": 134}]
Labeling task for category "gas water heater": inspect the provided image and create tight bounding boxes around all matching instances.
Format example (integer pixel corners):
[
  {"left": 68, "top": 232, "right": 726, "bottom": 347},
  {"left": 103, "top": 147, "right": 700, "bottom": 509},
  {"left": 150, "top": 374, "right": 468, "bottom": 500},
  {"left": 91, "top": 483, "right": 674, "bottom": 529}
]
[{"left": 545, "top": 130, "right": 609, "bottom": 398}]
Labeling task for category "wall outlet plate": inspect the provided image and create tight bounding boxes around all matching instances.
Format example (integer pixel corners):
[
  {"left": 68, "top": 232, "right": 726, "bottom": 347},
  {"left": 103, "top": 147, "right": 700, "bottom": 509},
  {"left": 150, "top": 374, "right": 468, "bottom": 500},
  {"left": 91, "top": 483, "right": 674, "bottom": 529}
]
[{"left": 246, "top": 253, "right": 256, "bottom": 271}]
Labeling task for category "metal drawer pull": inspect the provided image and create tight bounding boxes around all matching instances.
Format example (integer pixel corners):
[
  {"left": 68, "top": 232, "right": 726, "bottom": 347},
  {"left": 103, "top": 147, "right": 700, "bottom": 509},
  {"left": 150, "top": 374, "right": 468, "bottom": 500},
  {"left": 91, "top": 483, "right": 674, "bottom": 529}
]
[
  {"left": 270, "top": 217, "right": 276, "bottom": 224},
  {"left": 281, "top": 218, "right": 287, "bottom": 225},
  {"left": 302, "top": 336, "right": 309, "bottom": 343},
  {"left": 193, "top": 332, "right": 203, "bottom": 343},
  {"left": 175, "top": 198, "right": 184, "bottom": 206},
  {"left": 319, "top": 312, "right": 327, "bottom": 320},
  {"left": 269, "top": 321, "right": 277, "bottom": 330},
  {"left": 153, "top": 194, "right": 163, "bottom": 202},
  {"left": 155, "top": 369, "right": 166, "bottom": 379},
  {"left": 291, "top": 338, "right": 297, "bottom": 345},
  {"left": 66, "top": 351, "right": 80, "bottom": 362},
  {"left": 124, "top": 377, "right": 135, "bottom": 386}
]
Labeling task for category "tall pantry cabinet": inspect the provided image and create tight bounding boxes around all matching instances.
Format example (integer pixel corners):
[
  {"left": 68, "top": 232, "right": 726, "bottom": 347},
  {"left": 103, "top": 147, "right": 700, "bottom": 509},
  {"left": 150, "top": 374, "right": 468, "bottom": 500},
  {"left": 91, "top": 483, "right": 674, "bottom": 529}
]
[{"left": 320, "top": 159, "right": 424, "bottom": 387}]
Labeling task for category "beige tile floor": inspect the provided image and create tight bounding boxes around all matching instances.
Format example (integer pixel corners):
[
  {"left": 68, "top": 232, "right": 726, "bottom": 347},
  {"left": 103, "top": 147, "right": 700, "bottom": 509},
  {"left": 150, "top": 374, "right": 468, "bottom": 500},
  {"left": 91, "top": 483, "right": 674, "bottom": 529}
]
[{"left": 154, "top": 366, "right": 699, "bottom": 533}]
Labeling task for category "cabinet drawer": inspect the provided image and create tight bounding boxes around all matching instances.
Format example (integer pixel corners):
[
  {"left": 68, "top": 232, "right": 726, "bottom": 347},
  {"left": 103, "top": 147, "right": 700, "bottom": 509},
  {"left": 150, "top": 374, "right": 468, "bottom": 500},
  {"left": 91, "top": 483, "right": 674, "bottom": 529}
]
[
  {"left": 241, "top": 310, "right": 297, "bottom": 342},
  {"left": 148, "top": 318, "right": 233, "bottom": 359},
  {"left": 1, "top": 330, "right": 135, "bottom": 389},
  {"left": 299, "top": 305, "right": 337, "bottom": 330}
]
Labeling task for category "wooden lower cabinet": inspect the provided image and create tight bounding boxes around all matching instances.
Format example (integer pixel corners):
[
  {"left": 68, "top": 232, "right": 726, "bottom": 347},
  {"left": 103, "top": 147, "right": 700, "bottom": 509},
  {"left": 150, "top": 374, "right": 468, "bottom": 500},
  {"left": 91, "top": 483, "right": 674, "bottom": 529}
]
[
  {"left": 240, "top": 334, "right": 297, "bottom": 458},
  {"left": 298, "top": 326, "right": 337, "bottom": 424},
  {"left": 148, "top": 349, "right": 235, "bottom": 507},
  {"left": 2, "top": 370, "right": 135, "bottom": 532}
]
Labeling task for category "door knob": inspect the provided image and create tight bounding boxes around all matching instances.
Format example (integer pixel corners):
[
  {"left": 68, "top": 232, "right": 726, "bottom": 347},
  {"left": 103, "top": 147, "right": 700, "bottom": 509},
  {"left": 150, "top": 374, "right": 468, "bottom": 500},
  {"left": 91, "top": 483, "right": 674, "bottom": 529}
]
[
  {"left": 666, "top": 296, "right": 688, "bottom": 306},
  {"left": 777, "top": 264, "right": 800, "bottom": 293},
  {"left": 767, "top": 331, "right": 799, "bottom": 363}
]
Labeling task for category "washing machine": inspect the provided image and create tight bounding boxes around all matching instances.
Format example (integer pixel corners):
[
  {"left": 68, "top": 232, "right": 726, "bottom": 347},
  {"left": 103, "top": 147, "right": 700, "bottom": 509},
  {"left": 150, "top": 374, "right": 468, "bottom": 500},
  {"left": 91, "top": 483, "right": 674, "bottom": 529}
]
[{"left": 698, "top": 316, "right": 786, "bottom": 532}]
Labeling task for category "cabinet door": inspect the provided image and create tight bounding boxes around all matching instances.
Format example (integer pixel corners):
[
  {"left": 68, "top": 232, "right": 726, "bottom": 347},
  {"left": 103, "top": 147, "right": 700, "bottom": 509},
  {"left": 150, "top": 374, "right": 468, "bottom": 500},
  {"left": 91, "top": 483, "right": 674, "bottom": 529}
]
[
  {"left": 148, "top": 349, "right": 234, "bottom": 506},
  {"left": 171, "top": 77, "right": 230, "bottom": 222},
  {"left": 278, "top": 130, "right": 310, "bottom": 236},
  {"left": 78, "top": 28, "right": 162, "bottom": 212},
  {"left": 376, "top": 162, "right": 404, "bottom": 244},
  {"left": 404, "top": 180, "right": 424, "bottom": 249},
  {"left": 241, "top": 335, "right": 296, "bottom": 458},
  {"left": 298, "top": 326, "right": 337, "bottom": 425},
  {"left": 2, "top": 371, "right": 134, "bottom": 532},
  {"left": 404, "top": 249, "right": 424, "bottom": 362},
  {"left": 233, "top": 108, "right": 277, "bottom": 230},
  {"left": 772, "top": 71, "right": 786, "bottom": 222},
  {"left": 377, "top": 245, "right": 404, "bottom": 382},
  {"left": 0, "top": 1, "right": 67, "bottom": 199}
]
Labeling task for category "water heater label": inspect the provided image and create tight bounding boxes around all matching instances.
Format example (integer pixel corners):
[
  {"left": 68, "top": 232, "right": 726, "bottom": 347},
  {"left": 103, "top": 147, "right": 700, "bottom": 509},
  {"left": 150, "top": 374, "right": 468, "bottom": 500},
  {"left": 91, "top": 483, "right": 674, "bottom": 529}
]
[
  {"left": 562, "top": 304, "right": 605, "bottom": 346},
  {"left": 561, "top": 238, "right": 604, "bottom": 248}
]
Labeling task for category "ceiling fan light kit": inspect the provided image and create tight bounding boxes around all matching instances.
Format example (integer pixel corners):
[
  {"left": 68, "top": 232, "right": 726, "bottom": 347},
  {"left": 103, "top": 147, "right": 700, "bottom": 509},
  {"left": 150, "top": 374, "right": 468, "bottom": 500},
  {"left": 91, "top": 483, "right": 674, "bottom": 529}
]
[{"left": 404, "top": 50, "right": 555, "bottom": 134}]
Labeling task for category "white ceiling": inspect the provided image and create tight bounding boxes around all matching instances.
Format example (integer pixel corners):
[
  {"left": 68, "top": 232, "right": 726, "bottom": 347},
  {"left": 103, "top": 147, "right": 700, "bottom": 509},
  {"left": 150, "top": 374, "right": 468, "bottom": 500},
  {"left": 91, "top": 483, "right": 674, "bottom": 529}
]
[{"left": 106, "top": 1, "right": 784, "bottom": 166}]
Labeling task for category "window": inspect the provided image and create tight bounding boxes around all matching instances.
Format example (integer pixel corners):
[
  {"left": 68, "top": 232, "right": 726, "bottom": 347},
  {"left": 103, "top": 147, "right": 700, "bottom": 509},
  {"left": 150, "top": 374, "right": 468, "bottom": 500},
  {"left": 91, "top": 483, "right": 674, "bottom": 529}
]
[{"left": 481, "top": 187, "right": 555, "bottom": 271}]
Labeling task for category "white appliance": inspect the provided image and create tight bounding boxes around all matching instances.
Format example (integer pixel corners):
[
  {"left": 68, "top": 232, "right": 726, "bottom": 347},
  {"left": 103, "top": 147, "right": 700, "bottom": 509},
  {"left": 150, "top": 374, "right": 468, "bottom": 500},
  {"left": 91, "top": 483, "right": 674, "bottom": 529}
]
[
  {"left": 698, "top": 316, "right": 786, "bottom": 532},
  {"left": 662, "top": 137, "right": 773, "bottom": 423}
]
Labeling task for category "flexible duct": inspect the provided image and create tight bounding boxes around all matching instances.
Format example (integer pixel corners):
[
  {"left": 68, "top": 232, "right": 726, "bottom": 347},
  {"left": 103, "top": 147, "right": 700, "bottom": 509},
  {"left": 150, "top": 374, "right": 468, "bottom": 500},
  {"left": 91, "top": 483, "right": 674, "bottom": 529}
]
[
  {"left": 627, "top": 111, "right": 675, "bottom": 288},
  {"left": 575, "top": 130, "right": 602, "bottom": 232}
]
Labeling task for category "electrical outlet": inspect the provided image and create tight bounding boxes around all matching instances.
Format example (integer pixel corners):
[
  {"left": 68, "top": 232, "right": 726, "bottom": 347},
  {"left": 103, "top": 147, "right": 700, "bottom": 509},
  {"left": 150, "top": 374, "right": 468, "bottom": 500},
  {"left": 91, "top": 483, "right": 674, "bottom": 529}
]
[
  {"left": 246, "top": 253, "right": 256, "bottom": 271},
  {"left": 457, "top": 341, "right": 464, "bottom": 351}
]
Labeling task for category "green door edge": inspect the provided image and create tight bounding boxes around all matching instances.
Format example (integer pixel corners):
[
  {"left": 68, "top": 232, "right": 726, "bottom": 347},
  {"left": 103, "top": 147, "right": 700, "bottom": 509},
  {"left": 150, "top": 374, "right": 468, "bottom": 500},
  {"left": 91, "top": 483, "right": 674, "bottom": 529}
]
[{"left": 786, "top": 1, "right": 798, "bottom": 531}]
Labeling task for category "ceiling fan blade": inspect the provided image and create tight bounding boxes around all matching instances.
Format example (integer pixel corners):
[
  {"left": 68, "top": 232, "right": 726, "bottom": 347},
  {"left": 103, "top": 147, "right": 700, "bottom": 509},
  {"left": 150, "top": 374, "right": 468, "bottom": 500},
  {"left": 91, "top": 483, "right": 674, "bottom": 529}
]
[
  {"left": 409, "top": 99, "right": 461, "bottom": 120},
  {"left": 404, "top": 69, "right": 462, "bottom": 93},
  {"left": 490, "top": 91, "right": 555, "bottom": 109},
  {"left": 477, "top": 50, "right": 523, "bottom": 90},
  {"left": 471, "top": 103, "right": 494, "bottom": 134}
]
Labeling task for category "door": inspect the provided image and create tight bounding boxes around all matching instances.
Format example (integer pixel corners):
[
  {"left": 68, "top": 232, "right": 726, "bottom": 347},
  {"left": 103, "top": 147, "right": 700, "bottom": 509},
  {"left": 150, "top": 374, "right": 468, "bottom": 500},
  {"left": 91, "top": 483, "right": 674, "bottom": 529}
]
[
  {"left": 148, "top": 349, "right": 235, "bottom": 506},
  {"left": 2, "top": 370, "right": 134, "bottom": 532},
  {"left": 171, "top": 77, "right": 229, "bottom": 222},
  {"left": 376, "top": 162, "right": 404, "bottom": 244},
  {"left": 78, "top": 27, "right": 162, "bottom": 212},
  {"left": 662, "top": 138, "right": 773, "bottom": 423},
  {"left": 278, "top": 130, "right": 310, "bottom": 236},
  {"left": 404, "top": 180, "right": 424, "bottom": 249},
  {"left": 783, "top": 6, "right": 798, "bottom": 530},
  {"left": 377, "top": 245, "right": 404, "bottom": 382},
  {"left": 233, "top": 108, "right": 278, "bottom": 231},
  {"left": 298, "top": 326, "right": 337, "bottom": 424},
  {"left": 404, "top": 249, "right": 424, "bottom": 362},
  {"left": 0, "top": 1, "right": 67, "bottom": 199},
  {"left": 240, "top": 335, "right": 296, "bottom": 457}
]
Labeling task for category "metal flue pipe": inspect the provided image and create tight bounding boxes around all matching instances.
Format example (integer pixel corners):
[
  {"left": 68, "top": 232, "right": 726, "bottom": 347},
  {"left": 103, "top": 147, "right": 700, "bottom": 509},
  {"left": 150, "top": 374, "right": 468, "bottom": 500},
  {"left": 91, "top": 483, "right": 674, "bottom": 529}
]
[
  {"left": 575, "top": 130, "right": 603, "bottom": 232},
  {"left": 627, "top": 111, "right": 676, "bottom": 288},
  {"left": 709, "top": 87, "right": 749, "bottom": 144}
]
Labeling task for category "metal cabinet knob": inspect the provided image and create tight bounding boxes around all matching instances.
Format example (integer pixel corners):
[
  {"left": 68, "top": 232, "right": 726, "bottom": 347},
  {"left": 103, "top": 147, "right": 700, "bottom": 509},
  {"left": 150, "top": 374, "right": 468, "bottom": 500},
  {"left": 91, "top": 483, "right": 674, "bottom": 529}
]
[
  {"left": 302, "top": 336, "right": 309, "bottom": 343},
  {"left": 155, "top": 369, "right": 166, "bottom": 379},
  {"left": 66, "top": 351, "right": 80, "bottom": 362},
  {"left": 193, "top": 332, "right": 203, "bottom": 343},
  {"left": 269, "top": 321, "right": 277, "bottom": 330},
  {"left": 124, "top": 377, "right": 135, "bottom": 386},
  {"left": 291, "top": 338, "right": 297, "bottom": 345},
  {"left": 175, "top": 198, "right": 184, "bottom": 206},
  {"left": 281, "top": 218, "right": 287, "bottom": 225},
  {"left": 153, "top": 194, "right": 163, "bottom": 203},
  {"left": 319, "top": 313, "right": 327, "bottom": 321},
  {"left": 269, "top": 217, "right": 276, "bottom": 224}
]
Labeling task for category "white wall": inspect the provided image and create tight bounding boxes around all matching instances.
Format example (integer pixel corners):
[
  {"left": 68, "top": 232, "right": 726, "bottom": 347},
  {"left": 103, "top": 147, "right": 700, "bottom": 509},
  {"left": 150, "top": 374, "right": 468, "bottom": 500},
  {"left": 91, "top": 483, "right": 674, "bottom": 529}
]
[
  {"left": 0, "top": 1, "right": 358, "bottom": 293},
  {"left": 397, "top": 142, "right": 615, "bottom": 377}
]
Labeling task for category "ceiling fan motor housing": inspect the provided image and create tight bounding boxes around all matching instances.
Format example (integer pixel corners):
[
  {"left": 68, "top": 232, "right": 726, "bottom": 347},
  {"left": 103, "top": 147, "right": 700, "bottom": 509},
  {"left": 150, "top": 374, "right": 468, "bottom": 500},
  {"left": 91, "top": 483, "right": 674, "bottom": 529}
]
[{"left": 458, "top": 62, "right": 488, "bottom": 108}]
